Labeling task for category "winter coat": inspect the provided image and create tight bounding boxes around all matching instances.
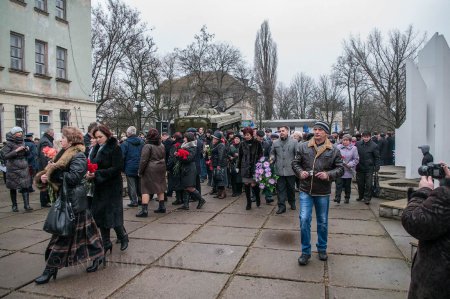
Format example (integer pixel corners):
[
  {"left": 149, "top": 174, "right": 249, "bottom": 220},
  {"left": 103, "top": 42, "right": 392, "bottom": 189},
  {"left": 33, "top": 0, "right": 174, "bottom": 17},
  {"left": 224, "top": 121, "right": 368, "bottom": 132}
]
[
  {"left": 337, "top": 143, "right": 359, "bottom": 179},
  {"left": 270, "top": 137, "right": 297, "bottom": 177},
  {"left": 83, "top": 133, "right": 91, "bottom": 157},
  {"left": 178, "top": 141, "right": 197, "bottom": 188},
  {"left": 238, "top": 139, "right": 263, "bottom": 179},
  {"left": 37, "top": 145, "right": 88, "bottom": 214},
  {"left": 292, "top": 138, "right": 344, "bottom": 196},
  {"left": 163, "top": 138, "right": 173, "bottom": 166},
  {"left": 194, "top": 138, "right": 204, "bottom": 173},
  {"left": 1, "top": 133, "right": 30, "bottom": 190},
  {"left": 167, "top": 140, "right": 183, "bottom": 191},
  {"left": 401, "top": 184, "right": 450, "bottom": 299},
  {"left": 37, "top": 133, "right": 54, "bottom": 171},
  {"left": 120, "top": 135, "right": 144, "bottom": 177},
  {"left": 261, "top": 140, "right": 272, "bottom": 159},
  {"left": 90, "top": 137, "right": 124, "bottom": 229},
  {"left": 24, "top": 138, "right": 38, "bottom": 172},
  {"left": 228, "top": 143, "right": 242, "bottom": 183},
  {"left": 211, "top": 142, "right": 227, "bottom": 168},
  {"left": 139, "top": 143, "right": 166, "bottom": 194},
  {"left": 355, "top": 140, "right": 381, "bottom": 173},
  {"left": 378, "top": 137, "right": 389, "bottom": 164}
]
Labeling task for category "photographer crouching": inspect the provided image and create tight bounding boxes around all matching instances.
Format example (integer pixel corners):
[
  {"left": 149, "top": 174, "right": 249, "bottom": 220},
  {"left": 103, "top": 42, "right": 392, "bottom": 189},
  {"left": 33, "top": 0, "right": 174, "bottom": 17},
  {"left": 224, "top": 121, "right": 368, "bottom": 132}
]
[{"left": 401, "top": 162, "right": 450, "bottom": 299}]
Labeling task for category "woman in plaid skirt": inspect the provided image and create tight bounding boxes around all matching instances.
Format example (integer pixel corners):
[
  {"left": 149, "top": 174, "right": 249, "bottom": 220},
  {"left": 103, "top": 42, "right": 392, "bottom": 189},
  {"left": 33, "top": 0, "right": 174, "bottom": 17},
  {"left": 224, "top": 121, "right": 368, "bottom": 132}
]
[{"left": 34, "top": 127, "right": 104, "bottom": 284}]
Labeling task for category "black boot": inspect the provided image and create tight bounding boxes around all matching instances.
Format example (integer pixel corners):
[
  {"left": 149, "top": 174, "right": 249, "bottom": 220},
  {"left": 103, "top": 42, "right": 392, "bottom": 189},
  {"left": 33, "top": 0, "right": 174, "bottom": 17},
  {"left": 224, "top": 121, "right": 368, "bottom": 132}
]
[
  {"left": 40, "top": 191, "right": 51, "bottom": 208},
  {"left": 22, "top": 192, "right": 33, "bottom": 211},
  {"left": 115, "top": 226, "right": 129, "bottom": 251},
  {"left": 86, "top": 256, "right": 106, "bottom": 273},
  {"left": 35, "top": 266, "right": 58, "bottom": 284},
  {"left": 245, "top": 185, "right": 252, "bottom": 210},
  {"left": 191, "top": 190, "right": 206, "bottom": 209},
  {"left": 136, "top": 204, "right": 148, "bottom": 217},
  {"left": 10, "top": 189, "right": 18, "bottom": 212},
  {"left": 252, "top": 186, "right": 261, "bottom": 207},
  {"left": 100, "top": 227, "right": 113, "bottom": 254},
  {"left": 172, "top": 191, "right": 183, "bottom": 205},
  {"left": 179, "top": 192, "right": 190, "bottom": 210},
  {"left": 154, "top": 200, "right": 166, "bottom": 213}
]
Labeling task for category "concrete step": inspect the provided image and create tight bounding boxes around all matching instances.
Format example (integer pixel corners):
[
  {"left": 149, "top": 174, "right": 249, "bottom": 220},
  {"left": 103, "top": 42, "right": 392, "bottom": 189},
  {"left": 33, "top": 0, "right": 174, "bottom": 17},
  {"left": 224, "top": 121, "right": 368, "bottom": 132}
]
[{"left": 379, "top": 198, "right": 407, "bottom": 219}]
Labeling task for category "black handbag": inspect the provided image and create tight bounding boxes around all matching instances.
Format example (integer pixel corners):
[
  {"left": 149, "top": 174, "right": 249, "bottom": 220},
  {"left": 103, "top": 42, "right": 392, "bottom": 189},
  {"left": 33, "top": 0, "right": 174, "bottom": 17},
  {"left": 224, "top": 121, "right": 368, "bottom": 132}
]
[
  {"left": 213, "top": 168, "right": 225, "bottom": 184},
  {"left": 43, "top": 176, "right": 75, "bottom": 237}
]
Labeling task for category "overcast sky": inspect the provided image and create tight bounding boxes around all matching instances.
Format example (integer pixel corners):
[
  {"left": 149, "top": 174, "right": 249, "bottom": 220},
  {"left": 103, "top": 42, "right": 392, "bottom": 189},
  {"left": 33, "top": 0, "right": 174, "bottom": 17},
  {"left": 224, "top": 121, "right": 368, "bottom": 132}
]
[{"left": 93, "top": 0, "right": 450, "bottom": 85}]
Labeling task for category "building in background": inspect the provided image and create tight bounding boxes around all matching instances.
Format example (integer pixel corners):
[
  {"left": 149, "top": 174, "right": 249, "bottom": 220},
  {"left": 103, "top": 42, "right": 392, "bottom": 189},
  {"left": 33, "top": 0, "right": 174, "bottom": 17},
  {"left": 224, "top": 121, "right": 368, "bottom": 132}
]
[{"left": 0, "top": 0, "right": 95, "bottom": 141}]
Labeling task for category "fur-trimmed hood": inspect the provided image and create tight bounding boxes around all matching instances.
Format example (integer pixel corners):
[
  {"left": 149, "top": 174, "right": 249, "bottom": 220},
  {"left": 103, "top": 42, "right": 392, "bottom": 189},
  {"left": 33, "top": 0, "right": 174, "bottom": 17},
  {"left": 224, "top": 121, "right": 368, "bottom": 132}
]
[
  {"left": 34, "top": 144, "right": 85, "bottom": 192},
  {"left": 181, "top": 140, "right": 197, "bottom": 149}
]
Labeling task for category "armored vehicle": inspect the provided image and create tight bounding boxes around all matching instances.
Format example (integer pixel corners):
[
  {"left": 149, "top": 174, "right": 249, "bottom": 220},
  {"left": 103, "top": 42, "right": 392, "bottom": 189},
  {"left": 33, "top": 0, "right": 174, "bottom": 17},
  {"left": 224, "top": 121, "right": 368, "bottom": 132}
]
[{"left": 171, "top": 108, "right": 242, "bottom": 133}]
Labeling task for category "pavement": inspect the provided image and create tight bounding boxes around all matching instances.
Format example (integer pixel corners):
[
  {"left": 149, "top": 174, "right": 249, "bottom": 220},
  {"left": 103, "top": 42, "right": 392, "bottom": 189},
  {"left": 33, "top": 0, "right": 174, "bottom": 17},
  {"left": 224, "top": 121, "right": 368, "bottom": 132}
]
[{"left": 0, "top": 182, "right": 412, "bottom": 299}]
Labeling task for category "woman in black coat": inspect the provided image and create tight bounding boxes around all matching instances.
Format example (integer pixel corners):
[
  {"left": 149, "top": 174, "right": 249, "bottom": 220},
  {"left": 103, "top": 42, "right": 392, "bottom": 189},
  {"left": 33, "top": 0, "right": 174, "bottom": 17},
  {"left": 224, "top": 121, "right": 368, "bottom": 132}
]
[
  {"left": 34, "top": 127, "right": 103, "bottom": 284},
  {"left": 211, "top": 132, "right": 228, "bottom": 199},
  {"left": 167, "top": 132, "right": 185, "bottom": 206},
  {"left": 177, "top": 132, "right": 206, "bottom": 210},
  {"left": 238, "top": 127, "right": 263, "bottom": 210},
  {"left": 87, "top": 125, "right": 128, "bottom": 253}
]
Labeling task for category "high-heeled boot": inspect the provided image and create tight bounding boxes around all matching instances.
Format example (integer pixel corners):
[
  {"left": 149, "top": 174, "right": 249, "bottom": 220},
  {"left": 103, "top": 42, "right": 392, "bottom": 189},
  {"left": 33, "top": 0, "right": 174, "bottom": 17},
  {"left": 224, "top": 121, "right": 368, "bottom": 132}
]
[
  {"left": 252, "top": 186, "right": 261, "bottom": 207},
  {"left": 115, "top": 226, "right": 129, "bottom": 251},
  {"left": 136, "top": 204, "right": 148, "bottom": 217},
  {"left": 10, "top": 189, "right": 18, "bottom": 212},
  {"left": 179, "top": 192, "right": 190, "bottom": 210},
  {"left": 154, "top": 200, "right": 166, "bottom": 213},
  {"left": 172, "top": 191, "right": 183, "bottom": 205},
  {"left": 22, "top": 192, "right": 33, "bottom": 211},
  {"left": 245, "top": 185, "right": 252, "bottom": 210},
  {"left": 86, "top": 256, "right": 106, "bottom": 273},
  {"left": 191, "top": 190, "right": 206, "bottom": 209},
  {"left": 35, "top": 266, "right": 58, "bottom": 284},
  {"left": 100, "top": 227, "right": 113, "bottom": 254}
]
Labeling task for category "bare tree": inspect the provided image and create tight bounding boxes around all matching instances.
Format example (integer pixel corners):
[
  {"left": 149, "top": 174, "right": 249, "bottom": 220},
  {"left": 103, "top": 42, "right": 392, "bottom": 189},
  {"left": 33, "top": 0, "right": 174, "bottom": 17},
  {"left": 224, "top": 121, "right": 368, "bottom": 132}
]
[
  {"left": 157, "top": 52, "right": 182, "bottom": 123},
  {"left": 311, "top": 75, "right": 345, "bottom": 129},
  {"left": 290, "top": 73, "right": 315, "bottom": 119},
  {"left": 273, "top": 83, "right": 294, "bottom": 119},
  {"left": 254, "top": 20, "right": 278, "bottom": 120},
  {"left": 345, "top": 26, "right": 426, "bottom": 129}
]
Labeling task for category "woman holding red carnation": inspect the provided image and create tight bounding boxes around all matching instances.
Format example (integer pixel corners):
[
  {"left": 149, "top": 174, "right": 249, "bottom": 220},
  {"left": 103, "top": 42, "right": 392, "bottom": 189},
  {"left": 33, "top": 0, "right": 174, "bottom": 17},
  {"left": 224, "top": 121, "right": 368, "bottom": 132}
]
[
  {"left": 167, "top": 132, "right": 185, "bottom": 205},
  {"left": 177, "top": 132, "right": 206, "bottom": 210}
]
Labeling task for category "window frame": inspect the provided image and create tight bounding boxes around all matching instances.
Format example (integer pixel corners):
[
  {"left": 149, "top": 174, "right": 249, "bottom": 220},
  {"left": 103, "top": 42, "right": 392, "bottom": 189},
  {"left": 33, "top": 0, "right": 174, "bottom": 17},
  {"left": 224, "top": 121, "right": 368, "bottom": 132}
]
[
  {"left": 35, "top": 0, "right": 47, "bottom": 11},
  {"left": 60, "top": 109, "right": 70, "bottom": 128},
  {"left": 35, "top": 40, "right": 47, "bottom": 75},
  {"left": 39, "top": 110, "right": 50, "bottom": 124},
  {"left": 10, "top": 32, "right": 24, "bottom": 71},
  {"left": 55, "top": 0, "right": 66, "bottom": 20},
  {"left": 15, "top": 105, "right": 28, "bottom": 132},
  {"left": 56, "top": 46, "right": 67, "bottom": 79}
]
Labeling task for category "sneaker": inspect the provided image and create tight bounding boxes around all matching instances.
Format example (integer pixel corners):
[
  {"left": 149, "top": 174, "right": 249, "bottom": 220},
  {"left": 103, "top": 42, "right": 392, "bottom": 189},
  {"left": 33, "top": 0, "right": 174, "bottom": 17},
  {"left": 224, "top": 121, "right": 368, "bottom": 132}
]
[
  {"left": 318, "top": 251, "right": 328, "bottom": 261},
  {"left": 298, "top": 254, "right": 311, "bottom": 266}
]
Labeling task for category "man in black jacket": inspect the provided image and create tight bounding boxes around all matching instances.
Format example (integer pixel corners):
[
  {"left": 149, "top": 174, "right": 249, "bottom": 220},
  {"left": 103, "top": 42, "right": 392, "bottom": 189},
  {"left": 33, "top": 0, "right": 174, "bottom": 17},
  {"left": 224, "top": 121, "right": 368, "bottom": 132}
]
[
  {"left": 355, "top": 131, "right": 381, "bottom": 204},
  {"left": 37, "top": 128, "right": 54, "bottom": 207}
]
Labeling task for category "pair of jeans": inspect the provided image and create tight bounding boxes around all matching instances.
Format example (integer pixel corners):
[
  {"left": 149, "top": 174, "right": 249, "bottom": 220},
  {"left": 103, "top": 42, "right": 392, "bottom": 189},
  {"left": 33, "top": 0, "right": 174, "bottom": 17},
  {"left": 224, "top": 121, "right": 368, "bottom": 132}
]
[
  {"left": 335, "top": 177, "right": 352, "bottom": 200},
  {"left": 277, "top": 176, "right": 296, "bottom": 208},
  {"left": 126, "top": 176, "right": 141, "bottom": 204},
  {"left": 299, "top": 192, "right": 330, "bottom": 255},
  {"left": 200, "top": 157, "right": 207, "bottom": 180},
  {"left": 356, "top": 171, "right": 373, "bottom": 201}
]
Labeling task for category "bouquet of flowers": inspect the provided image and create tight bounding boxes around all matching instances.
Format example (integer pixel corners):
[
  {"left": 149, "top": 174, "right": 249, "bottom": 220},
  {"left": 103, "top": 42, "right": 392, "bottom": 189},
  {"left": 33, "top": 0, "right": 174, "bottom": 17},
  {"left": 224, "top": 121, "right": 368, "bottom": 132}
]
[
  {"left": 254, "top": 157, "right": 279, "bottom": 192},
  {"left": 173, "top": 147, "right": 190, "bottom": 175},
  {"left": 42, "top": 146, "right": 57, "bottom": 159},
  {"left": 86, "top": 159, "right": 98, "bottom": 197}
]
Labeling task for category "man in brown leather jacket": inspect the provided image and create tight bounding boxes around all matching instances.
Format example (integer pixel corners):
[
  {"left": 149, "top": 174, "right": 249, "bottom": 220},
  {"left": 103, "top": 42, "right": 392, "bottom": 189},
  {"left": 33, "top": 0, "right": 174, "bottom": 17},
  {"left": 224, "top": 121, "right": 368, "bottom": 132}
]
[{"left": 292, "top": 121, "right": 344, "bottom": 265}]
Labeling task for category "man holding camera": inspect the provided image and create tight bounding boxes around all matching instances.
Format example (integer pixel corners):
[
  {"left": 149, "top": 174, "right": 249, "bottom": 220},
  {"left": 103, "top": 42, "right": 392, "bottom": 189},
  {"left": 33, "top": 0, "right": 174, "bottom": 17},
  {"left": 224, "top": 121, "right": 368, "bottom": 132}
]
[
  {"left": 401, "top": 163, "right": 450, "bottom": 299},
  {"left": 292, "top": 121, "right": 344, "bottom": 266}
]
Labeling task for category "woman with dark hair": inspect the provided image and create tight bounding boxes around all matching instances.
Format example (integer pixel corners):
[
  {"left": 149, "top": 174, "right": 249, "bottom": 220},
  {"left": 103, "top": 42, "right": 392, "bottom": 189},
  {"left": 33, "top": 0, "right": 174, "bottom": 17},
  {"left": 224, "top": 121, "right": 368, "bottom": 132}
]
[
  {"left": 238, "top": 127, "right": 263, "bottom": 210},
  {"left": 34, "top": 127, "right": 104, "bottom": 283},
  {"left": 229, "top": 135, "right": 243, "bottom": 197},
  {"left": 177, "top": 132, "right": 206, "bottom": 210},
  {"left": 167, "top": 132, "right": 185, "bottom": 206},
  {"left": 211, "top": 132, "right": 228, "bottom": 199},
  {"left": 86, "top": 124, "right": 128, "bottom": 257},
  {"left": 204, "top": 129, "right": 213, "bottom": 186},
  {"left": 136, "top": 128, "right": 167, "bottom": 217}
]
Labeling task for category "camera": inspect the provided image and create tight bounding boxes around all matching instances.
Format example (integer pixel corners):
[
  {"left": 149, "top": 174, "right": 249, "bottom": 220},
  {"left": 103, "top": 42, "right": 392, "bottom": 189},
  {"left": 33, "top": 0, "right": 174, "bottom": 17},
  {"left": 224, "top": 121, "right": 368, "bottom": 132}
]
[{"left": 418, "top": 163, "right": 447, "bottom": 179}]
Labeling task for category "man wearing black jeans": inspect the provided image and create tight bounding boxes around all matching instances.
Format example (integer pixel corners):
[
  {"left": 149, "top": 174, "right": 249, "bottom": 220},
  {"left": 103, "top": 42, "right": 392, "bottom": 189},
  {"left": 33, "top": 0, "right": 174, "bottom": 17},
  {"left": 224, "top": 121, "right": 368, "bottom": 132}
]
[{"left": 355, "top": 131, "right": 381, "bottom": 204}]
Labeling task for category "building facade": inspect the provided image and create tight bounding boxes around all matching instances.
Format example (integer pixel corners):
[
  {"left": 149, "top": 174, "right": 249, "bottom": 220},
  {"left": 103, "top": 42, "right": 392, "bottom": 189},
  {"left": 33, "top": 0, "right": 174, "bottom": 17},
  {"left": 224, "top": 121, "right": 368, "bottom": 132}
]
[{"left": 0, "top": 0, "right": 95, "bottom": 141}]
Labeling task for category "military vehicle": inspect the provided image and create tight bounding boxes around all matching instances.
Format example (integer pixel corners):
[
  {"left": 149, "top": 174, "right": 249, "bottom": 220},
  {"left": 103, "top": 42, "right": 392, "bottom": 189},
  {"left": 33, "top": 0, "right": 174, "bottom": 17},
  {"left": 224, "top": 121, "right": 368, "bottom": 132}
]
[{"left": 171, "top": 108, "right": 242, "bottom": 133}]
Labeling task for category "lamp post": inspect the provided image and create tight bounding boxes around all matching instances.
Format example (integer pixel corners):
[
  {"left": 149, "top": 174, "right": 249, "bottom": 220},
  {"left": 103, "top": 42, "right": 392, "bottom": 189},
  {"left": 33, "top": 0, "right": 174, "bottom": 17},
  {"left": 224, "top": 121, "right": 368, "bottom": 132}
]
[{"left": 132, "top": 101, "right": 148, "bottom": 134}]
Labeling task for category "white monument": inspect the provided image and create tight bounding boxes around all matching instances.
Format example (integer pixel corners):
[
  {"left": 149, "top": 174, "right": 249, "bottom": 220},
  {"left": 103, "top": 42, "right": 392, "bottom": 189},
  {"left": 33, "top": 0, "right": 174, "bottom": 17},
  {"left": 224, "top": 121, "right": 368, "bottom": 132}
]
[{"left": 396, "top": 33, "right": 450, "bottom": 178}]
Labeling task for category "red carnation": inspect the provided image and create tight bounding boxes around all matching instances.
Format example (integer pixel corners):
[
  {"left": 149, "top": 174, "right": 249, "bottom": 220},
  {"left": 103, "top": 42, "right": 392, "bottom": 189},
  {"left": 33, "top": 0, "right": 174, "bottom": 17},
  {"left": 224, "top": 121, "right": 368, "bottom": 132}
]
[
  {"left": 176, "top": 148, "right": 190, "bottom": 160},
  {"left": 87, "top": 159, "right": 98, "bottom": 173}
]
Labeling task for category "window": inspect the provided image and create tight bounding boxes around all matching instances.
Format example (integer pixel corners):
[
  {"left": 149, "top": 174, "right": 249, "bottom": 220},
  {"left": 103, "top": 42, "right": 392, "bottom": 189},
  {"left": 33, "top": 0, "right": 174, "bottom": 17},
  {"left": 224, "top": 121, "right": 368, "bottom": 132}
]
[
  {"left": 35, "top": 40, "right": 47, "bottom": 75},
  {"left": 10, "top": 33, "right": 24, "bottom": 70},
  {"left": 39, "top": 110, "right": 50, "bottom": 123},
  {"left": 15, "top": 106, "right": 27, "bottom": 131},
  {"left": 56, "top": 47, "right": 67, "bottom": 79},
  {"left": 35, "top": 0, "right": 46, "bottom": 11},
  {"left": 56, "top": 0, "right": 66, "bottom": 19},
  {"left": 60, "top": 110, "right": 70, "bottom": 128}
]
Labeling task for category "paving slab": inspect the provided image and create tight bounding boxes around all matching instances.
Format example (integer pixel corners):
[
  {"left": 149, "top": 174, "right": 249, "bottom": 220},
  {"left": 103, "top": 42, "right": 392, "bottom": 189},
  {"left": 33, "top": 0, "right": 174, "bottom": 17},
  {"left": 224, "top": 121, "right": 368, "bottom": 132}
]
[
  {"left": 0, "top": 212, "right": 13, "bottom": 219},
  {"left": 209, "top": 213, "right": 267, "bottom": 228},
  {"left": 328, "top": 208, "right": 376, "bottom": 220},
  {"left": 21, "top": 262, "right": 144, "bottom": 298},
  {"left": 253, "top": 229, "right": 299, "bottom": 251},
  {"left": 0, "top": 213, "right": 44, "bottom": 229},
  {"left": 379, "top": 219, "right": 411, "bottom": 237},
  {"left": 111, "top": 220, "right": 147, "bottom": 239},
  {"left": 328, "top": 234, "right": 403, "bottom": 258},
  {"left": 22, "top": 241, "right": 48, "bottom": 255},
  {"left": 264, "top": 214, "right": 299, "bottom": 231},
  {"left": 0, "top": 229, "right": 50, "bottom": 251},
  {"left": 0, "top": 249, "right": 12, "bottom": 258},
  {"left": 108, "top": 238, "right": 176, "bottom": 265},
  {"left": 0, "top": 252, "right": 45, "bottom": 289},
  {"left": 0, "top": 288, "right": 10, "bottom": 297},
  {"left": 163, "top": 242, "right": 246, "bottom": 273},
  {"left": 187, "top": 225, "right": 258, "bottom": 246},
  {"left": 24, "top": 221, "right": 45, "bottom": 231},
  {"left": 390, "top": 235, "right": 417, "bottom": 261},
  {"left": 193, "top": 201, "right": 231, "bottom": 213},
  {"left": 221, "top": 201, "right": 275, "bottom": 215},
  {"left": 3, "top": 291, "right": 51, "bottom": 299},
  {"left": 130, "top": 223, "right": 199, "bottom": 241},
  {"left": 328, "top": 219, "right": 386, "bottom": 236},
  {"left": 328, "top": 254, "right": 410, "bottom": 291},
  {"left": 328, "top": 286, "right": 408, "bottom": 299},
  {"left": 0, "top": 226, "right": 14, "bottom": 235},
  {"left": 110, "top": 267, "right": 228, "bottom": 299},
  {"left": 329, "top": 201, "right": 370, "bottom": 210},
  {"left": 156, "top": 211, "right": 216, "bottom": 225},
  {"left": 222, "top": 276, "right": 325, "bottom": 299},
  {"left": 238, "top": 247, "right": 324, "bottom": 283},
  {"left": 123, "top": 207, "right": 165, "bottom": 222}
]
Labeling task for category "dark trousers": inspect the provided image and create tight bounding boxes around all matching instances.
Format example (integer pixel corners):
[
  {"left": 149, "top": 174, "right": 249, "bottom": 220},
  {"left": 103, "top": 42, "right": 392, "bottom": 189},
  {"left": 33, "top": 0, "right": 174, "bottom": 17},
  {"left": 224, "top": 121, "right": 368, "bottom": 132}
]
[
  {"left": 335, "top": 177, "right": 352, "bottom": 200},
  {"left": 230, "top": 174, "right": 242, "bottom": 194},
  {"left": 40, "top": 191, "right": 49, "bottom": 207},
  {"left": 196, "top": 175, "right": 201, "bottom": 195},
  {"left": 356, "top": 172, "right": 373, "bottom": 201},
  {"left": 276, "top": 176, "right": 296, "bottom": 208},
  {"left": 126, "top": 175, "right": 141, "bottom": 204}
]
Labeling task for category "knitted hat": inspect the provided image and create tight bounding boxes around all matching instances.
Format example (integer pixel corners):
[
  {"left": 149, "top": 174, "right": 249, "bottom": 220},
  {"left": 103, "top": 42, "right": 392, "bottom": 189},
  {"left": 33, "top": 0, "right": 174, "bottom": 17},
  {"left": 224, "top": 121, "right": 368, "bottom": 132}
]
[
  {"left": 10, "top": 127, "right": 23, "bottom": 135},
  {"left": 256, "top": 130, "right": 265, "bottom": 137},
  {"left": 212, "top": 132, "right": 223, "bottom": 140},
  {"left": 313, "top": 121, "right": 330, "bottom": 134}
]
